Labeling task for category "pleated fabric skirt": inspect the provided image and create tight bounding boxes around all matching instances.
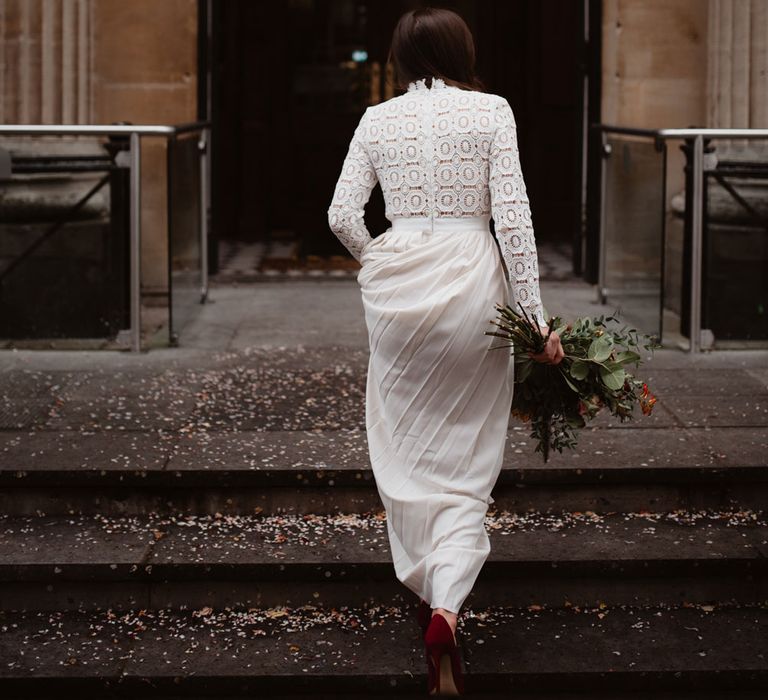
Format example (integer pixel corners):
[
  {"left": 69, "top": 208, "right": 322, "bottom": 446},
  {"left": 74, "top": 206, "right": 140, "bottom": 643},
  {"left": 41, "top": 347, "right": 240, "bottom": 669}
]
[{"left": 357, "top": 214, "right": 514, "bottom": 614}]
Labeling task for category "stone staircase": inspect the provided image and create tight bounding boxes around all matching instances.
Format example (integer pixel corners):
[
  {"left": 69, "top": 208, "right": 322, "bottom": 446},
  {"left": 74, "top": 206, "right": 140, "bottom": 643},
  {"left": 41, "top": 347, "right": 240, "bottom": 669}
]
[{"left": 0, "top": 346, "right": 766, "bottom": 697}]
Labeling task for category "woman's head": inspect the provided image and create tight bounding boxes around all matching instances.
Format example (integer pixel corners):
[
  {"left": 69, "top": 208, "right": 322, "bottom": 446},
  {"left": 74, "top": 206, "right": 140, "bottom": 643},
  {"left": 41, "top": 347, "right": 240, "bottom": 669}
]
[{"left": 388, "top": 6, "right": 485, "bottom": 92}]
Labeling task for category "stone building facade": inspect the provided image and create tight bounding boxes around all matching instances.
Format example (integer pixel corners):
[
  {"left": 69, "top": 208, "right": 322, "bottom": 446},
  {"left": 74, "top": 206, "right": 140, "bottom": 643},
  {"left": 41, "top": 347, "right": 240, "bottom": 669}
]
[
  {"left": 599, "top": 0, "right": 766, "bottom": 340},
  {"left": 0, "top": 0, "right": 765, "bottom": 334},
  {"left": 602, "top": 0, "right": 767, "bottom": 184},
  {"left": 1, "top": 0, "right": 197, "bottom": 300}
]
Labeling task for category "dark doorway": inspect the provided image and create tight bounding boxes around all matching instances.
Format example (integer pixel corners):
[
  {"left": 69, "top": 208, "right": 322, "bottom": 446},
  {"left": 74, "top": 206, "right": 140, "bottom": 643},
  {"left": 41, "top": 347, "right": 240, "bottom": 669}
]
[{"left": 209, "top": 0, "right": 593, "bottom": 271}]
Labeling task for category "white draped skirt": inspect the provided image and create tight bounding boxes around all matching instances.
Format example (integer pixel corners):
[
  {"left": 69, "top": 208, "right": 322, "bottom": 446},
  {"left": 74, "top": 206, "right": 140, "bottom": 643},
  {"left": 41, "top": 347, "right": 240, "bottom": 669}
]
[{"left": 357, "top": 214, "right": 514, "bottom": 614}]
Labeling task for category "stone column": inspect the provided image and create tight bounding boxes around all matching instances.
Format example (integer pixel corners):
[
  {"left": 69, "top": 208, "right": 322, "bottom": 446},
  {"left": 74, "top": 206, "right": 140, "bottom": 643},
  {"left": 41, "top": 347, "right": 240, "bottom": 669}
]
[
  {"left": 707, "top": 0, "right": 768, "bottom": 151},
  {"left": 0, "top": 0, "right": 102, "bottom": 239},
  {"left": 749, "top": 0, "right": 768, "bottom": 128},
  {"left": 0, "top": 0, "right": 91, "bottom": 124},
  {"left": 703, "top": 0, "right": 767, "bottom": 345}
]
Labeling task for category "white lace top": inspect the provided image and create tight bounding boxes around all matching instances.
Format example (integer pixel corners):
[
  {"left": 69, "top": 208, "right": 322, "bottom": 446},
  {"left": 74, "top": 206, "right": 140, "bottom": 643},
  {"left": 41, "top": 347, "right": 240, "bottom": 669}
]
[{"left": 327, "top": 75, "right": 545, "bottom": 326}]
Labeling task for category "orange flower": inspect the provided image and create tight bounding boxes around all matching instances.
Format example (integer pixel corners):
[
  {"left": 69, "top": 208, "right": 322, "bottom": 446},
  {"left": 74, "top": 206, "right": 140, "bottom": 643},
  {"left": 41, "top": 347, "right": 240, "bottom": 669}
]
[{"left": 640, "top": 391, "right": 657, "bottom": 416}]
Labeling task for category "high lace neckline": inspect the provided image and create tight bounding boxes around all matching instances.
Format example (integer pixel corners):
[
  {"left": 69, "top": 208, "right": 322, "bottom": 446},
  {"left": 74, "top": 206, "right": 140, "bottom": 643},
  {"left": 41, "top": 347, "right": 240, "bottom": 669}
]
[{"left": 406, "top": 76, "right": 448, "bottom": 93}]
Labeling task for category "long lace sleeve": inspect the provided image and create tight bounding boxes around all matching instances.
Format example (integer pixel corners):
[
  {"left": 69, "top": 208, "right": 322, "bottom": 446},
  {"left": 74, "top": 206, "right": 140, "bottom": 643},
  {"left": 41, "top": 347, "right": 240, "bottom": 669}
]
[
  {"left": 327, "top": 107, "right": 378, "bottom": 263},
  {"left": 489, "top": 97, "right": 546, "bottom": 327}
]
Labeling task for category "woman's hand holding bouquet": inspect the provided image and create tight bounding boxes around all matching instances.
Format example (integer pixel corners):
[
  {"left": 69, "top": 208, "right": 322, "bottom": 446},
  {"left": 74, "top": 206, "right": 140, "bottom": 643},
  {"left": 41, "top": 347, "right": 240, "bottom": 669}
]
[{"left": 531, "top": 324, "right": 565, "bottom": 365}]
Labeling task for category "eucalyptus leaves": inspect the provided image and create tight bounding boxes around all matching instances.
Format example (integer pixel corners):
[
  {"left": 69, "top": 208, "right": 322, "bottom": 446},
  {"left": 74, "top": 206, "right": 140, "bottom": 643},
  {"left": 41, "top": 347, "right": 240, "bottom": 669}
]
[{"left": 486, "top": 303, "right": 659, "bottom": 462}]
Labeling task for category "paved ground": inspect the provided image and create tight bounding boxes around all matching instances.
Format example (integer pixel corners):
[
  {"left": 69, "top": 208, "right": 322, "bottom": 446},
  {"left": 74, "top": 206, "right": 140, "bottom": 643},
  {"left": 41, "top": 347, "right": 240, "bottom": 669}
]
[
  {"left": 0, "top": 275, "right": 766, "bottom": 474},
  {"left": 2, "top": 274, "right": 765, "bottom": 361}
]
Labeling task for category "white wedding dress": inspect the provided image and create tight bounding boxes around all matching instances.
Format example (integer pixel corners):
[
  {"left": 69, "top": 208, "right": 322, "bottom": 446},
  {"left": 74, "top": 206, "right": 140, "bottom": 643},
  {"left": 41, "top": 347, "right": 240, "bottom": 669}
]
[{"left": 327, "top": 75, "right": 545, "bottom": 614}]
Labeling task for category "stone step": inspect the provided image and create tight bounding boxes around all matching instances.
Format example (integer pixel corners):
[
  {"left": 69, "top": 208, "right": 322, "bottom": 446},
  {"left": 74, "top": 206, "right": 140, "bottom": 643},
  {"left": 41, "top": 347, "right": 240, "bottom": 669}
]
[
  {"left": 1, "top": 351, "right": 766, "bottom": 433},
  {"left": 0, "top": 603, "right": 765, "bottom": 695},
  {"left": 1, "top": 428, "right": 767, "bottom": 515},
  {"left": 8, "top": 695, "right": 763, "bottom": 700},
  {"left": 1, "top": 510, "right": 765, "bottom": 611}
]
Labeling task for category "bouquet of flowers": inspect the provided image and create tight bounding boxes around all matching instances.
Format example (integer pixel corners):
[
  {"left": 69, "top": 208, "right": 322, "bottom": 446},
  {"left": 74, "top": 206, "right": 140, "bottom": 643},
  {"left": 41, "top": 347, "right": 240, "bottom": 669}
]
[{"left": 486, "top": 302, "right": 659, "bottom": 462}]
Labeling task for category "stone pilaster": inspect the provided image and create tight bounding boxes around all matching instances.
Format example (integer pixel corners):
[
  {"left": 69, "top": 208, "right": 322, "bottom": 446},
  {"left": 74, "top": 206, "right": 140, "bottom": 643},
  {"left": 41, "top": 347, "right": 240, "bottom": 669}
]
[
  {"left": 0, "top": 0, "right": 91, "bottom": 124},
  {"left": 707, "top": 0, "right": 768, "bottom": 158}
]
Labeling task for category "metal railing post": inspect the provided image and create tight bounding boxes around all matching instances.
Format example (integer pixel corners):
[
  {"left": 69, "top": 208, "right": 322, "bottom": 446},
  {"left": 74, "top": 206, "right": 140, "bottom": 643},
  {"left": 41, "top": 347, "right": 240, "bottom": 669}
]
[
  {"left": 129, "top": 131, "right": 142, "bottom": 352},
  {"left": 199, "top": 127, "right": 210, "bottom": 302},
  {"left": 689, "top": 134, "right": 704, "bottom": 353},
  {"left": 597, "top": 134, "right": 610, "bottom": 305}
]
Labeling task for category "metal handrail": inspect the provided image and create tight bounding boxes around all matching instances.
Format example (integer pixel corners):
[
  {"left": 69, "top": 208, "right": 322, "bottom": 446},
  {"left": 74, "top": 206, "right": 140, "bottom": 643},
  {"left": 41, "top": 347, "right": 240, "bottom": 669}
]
[
  {"left": 593, "top": 124, "right": 768, "bottom": 352},
  {"left": 0, "top": 121, "right": 211, "bottom": 352},
  {"left": 595, "top": 124, "right": 768, "bottom": 139},
  {"left": 0, "top": 122, "right": 209, "bottom": 136}
]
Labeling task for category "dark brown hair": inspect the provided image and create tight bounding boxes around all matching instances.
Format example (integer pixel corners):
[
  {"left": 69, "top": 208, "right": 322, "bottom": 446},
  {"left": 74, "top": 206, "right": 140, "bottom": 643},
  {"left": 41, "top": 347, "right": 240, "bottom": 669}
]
[{"left": 387, "top": 6, "right": 485, "bottom": 93}]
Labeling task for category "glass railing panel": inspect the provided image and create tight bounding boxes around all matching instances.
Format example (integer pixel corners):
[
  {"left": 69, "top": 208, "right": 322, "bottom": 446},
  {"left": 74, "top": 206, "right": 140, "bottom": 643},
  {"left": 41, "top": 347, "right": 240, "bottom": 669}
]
[
  {"left": 601, "top": 135, "right": 666, "bottom": 340},
  {"left": 167, "top": 132, "right": 204, "bottom": 345},
  {"left": 701, "top": 138, "right": 768, "bottom": 342},
  {"left": 0, "top": 136, "right": 130, "bottom": 344}
]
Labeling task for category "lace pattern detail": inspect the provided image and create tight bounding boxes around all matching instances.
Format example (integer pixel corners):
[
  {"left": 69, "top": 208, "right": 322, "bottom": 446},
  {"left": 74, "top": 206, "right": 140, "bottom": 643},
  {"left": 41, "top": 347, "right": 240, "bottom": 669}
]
[
  {"left": 327, "top": 78, "right": 545, "bottom": 325},
  {"left": 489, "top": 98, "right": 545, "bottom": 326},
  {"left": 326, "top": 107, "right": 377, "bottom": 263}
]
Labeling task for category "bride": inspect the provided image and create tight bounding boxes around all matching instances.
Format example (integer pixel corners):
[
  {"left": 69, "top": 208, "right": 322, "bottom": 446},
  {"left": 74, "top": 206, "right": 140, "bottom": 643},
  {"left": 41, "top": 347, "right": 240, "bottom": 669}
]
[{"left": 328, "top": 6, "right": 563, "bottom": 696}]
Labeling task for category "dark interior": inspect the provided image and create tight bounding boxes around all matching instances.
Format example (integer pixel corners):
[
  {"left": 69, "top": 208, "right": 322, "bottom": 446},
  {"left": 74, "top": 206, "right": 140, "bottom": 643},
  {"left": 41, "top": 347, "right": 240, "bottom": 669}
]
[{"left": 209, "top": 0, "right": 593, "bottom": 273}]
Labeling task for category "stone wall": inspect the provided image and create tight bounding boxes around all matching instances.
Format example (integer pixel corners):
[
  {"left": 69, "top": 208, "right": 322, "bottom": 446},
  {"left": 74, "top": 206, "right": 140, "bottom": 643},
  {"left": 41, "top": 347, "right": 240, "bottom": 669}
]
[
  {"left": 601, "top": 0, "right": 708, "bottom": 204},
  {"left": 601, "top": 0, "right": 767, "bottom": 334},
  {"left": 91, "top": 0, "right": 198, "bottom": 296},
  {"left": 0, "top": 0, "right": 198, "bottom": 298},
  {"left": 601, "top": 0, "right": 708, "bottom": 326},
  {"left": 601, "top": 0, "right": 709, "bottom": 130}
]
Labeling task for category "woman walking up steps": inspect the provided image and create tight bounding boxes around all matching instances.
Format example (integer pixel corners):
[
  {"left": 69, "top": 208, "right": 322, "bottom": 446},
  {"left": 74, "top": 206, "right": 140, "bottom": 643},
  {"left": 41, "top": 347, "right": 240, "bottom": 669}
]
[{"left": 327, "top": 6, "right": 563, "bottom": 696}]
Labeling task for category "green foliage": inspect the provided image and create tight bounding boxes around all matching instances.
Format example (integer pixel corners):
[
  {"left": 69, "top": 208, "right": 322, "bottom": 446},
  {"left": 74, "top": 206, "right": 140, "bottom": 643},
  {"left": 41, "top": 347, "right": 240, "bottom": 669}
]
[{"left": 486, "top": 303, "right": 660, "bottom": 462}]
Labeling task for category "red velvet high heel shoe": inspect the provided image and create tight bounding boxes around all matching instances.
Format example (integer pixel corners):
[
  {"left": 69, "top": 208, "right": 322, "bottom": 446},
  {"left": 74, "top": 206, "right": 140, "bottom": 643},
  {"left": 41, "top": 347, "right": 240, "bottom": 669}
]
[{"left": 424, "top": 613, "right": 464, "bottom": 696}]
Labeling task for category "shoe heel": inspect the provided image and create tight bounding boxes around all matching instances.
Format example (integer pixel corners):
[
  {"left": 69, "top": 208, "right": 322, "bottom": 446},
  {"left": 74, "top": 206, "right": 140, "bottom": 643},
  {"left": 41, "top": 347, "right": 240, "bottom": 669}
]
[
  {"left": 424, "top": 614, "right": 463, "bottom": 696},
  {"left": 428, "top": 647, "right": 460, "bottom": 696}
]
